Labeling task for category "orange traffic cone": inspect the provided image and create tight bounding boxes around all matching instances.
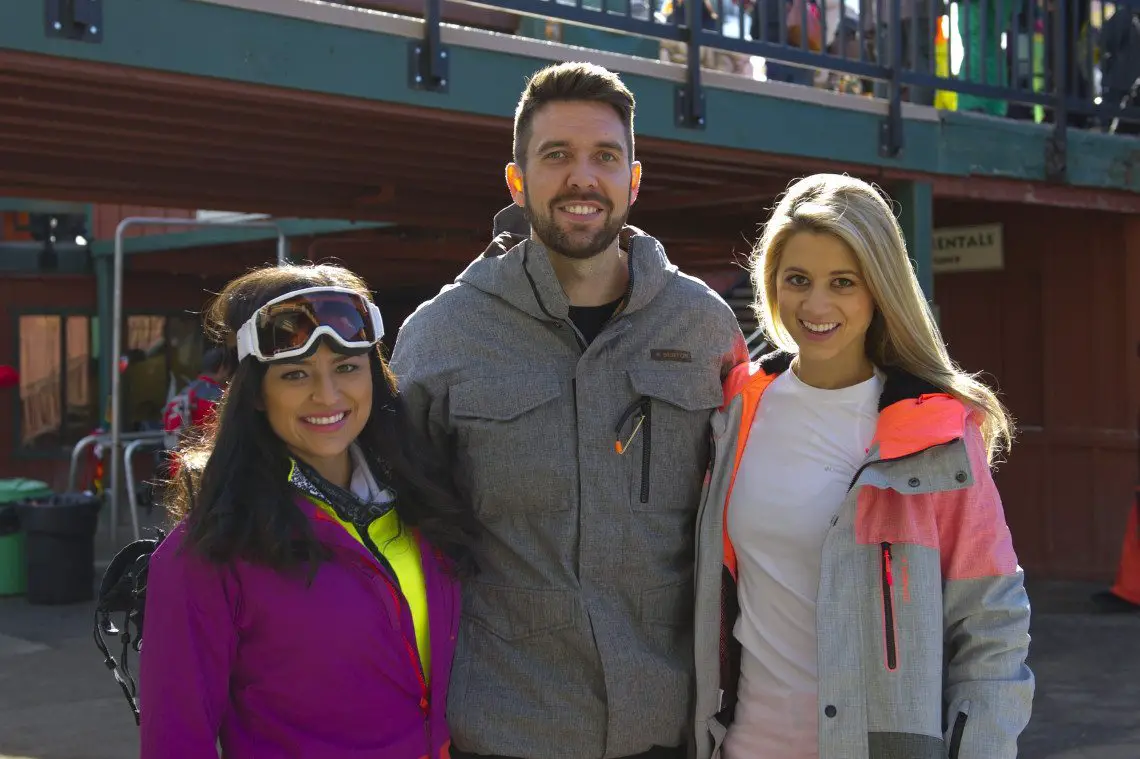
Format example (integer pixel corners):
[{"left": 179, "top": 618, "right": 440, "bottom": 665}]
[{"left": 1109, "top": 494, "right": 1140, "bottom": 607}]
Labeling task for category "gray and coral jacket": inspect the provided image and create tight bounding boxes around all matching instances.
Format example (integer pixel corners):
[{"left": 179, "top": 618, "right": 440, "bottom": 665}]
[
  {"left": 391, "top": 205, "right": 746, "bottom": 759},
  {"left": 693, "top": 351, "right": 1034, "bottom": 759}
]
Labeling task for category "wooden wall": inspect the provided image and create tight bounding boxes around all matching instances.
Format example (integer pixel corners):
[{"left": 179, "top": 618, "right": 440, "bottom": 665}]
[{"left": 934, "top": 201, "right": 1140, "bottom": 582}]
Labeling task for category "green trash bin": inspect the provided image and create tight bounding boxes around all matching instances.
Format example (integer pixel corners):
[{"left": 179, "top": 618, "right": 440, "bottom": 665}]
[{"left": 0, "top": 478, "right": 54, "bottom": 596}]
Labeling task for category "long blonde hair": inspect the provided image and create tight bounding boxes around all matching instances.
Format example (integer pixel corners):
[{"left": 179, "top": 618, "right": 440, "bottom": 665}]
[{"left": 750, "top": 173, "right": 1013, "bottom": 464}]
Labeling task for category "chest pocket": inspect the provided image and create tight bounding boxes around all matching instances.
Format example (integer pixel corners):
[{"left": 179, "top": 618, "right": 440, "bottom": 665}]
[
  {"left": 449, "top": 373, "right": 571, "bottom": 517},
  {"left": 625, "top": 368, "right": 723, "bottom": 513}
]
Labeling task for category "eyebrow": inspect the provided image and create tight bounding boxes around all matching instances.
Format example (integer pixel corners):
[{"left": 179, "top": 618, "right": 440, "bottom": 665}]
[
  {"left": 534, "top": 139, "right": 626, "bottom": 156},
  {"left": 784, "top": 266, "right": 861, "bottom": 277},
  {"left": 273, "top": 353, "right": 361, "bottom": 370}
]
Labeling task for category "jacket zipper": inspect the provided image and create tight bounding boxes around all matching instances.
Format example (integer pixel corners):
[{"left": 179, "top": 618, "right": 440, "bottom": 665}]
[
  {"left": 615, "top": 397, "right": 653, "bottom": 504},
  {"left": 640, "top": 398, "right": 652, "bottom": 504},
  {"left": 846, "top": 442, "right": 961, "bottom": 674},
  {"left": 357, "top": 526, "right": 400, "bottom": 589},
  {"left": 948, "top": 710, "right": 968, "bottom": 759},
  {"left": 372, "top": 563, "right": 432, "bottom": 746},
  {"left": 351, "top": 529, "right": 431, "bottom": 747},
  {"left": 573, "top": 376, "right": 582, "bottom": 579},
  {"left": 880, "top": 541, "right": 898, "bottom": 671}
]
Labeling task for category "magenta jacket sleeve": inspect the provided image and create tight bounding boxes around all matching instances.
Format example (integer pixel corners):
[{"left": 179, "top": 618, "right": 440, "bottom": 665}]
[{"left": 139, "top": 527, "right": 239, "bottom": 758}]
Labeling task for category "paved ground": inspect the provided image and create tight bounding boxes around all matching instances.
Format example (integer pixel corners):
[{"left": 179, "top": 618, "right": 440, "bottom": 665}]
[
  {"left": 0, "top": 515, "right": 1137, "bottom": 758},
  {"left": 1018, "top": 582, "right": 1140, "bottom": 758}
]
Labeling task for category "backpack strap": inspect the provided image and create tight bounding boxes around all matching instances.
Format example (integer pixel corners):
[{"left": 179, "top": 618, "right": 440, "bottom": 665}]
[{"left": 94, "top": 530, "right": 166, "bottom": 726}]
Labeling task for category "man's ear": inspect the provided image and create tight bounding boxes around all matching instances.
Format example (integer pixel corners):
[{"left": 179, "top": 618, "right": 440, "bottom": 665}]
[
  {"left": 506, "top": 163, "right": 525, "bottom": 206},
  {"left": 630, "top": 161, "right": 643, "bottom": 204}
]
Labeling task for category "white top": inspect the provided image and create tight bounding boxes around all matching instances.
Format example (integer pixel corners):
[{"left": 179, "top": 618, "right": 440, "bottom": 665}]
[
  {"left": 348, "top": 444, "right": 396, "bottom": 505},
  {"left": 723, "top": 367, "right": 882, "bottom": 759}
]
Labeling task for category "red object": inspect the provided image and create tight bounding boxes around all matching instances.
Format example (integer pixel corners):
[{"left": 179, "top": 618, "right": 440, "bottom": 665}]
[
  {"left": 1110, "top": 492, "right": 1140, "bottom": 606},
  {"left": 0, "top": 365, "right": 18, "bottom": 389},
  {"left": 162, "top": 375, "right": 223, "bottom": 440},
  {"left": 1109, "top": 410, "right": 1140, "bottom": 606}
]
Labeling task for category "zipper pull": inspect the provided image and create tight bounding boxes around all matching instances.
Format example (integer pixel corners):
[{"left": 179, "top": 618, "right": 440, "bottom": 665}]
[
  {"left": 882, "top": 543, "right": 894, "bottom": 587},
  {"left": 615, "top": 414, "right": 644, "bottom": 454},
  {"left": 614, "top": 396, "right": 647, "bottom": 454}
]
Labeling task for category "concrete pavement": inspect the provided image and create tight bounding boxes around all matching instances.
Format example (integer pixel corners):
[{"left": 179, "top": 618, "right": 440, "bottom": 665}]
[{"left": 0, "top": 573, "right": 1136, "bottom": 758}]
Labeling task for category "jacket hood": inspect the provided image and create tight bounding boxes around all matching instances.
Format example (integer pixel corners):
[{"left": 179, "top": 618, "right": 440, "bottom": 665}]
[
  {"left": 735, "top": 350, "right": 970, "bottom": 460},
  {"left": 754, "top": 349, "right": 944, "bottom": 412},
  {"left": 454, "top": 204, "right": 678, "bottom": 322}
]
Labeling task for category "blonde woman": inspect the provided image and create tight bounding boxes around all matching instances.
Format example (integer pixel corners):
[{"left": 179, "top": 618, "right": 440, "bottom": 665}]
[{"left": 692, "top": 174, "right": 1033, "bottom": 759}]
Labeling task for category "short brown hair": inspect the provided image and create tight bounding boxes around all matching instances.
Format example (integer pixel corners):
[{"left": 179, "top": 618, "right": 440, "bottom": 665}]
[{"left": 513, "top": 62, "right": 636, "bottom": 166}]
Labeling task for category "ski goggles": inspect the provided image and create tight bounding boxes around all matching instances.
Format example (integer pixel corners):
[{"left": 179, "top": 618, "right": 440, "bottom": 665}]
[{"left": 235, "top": 286, "right": 385, "bottom": 363}]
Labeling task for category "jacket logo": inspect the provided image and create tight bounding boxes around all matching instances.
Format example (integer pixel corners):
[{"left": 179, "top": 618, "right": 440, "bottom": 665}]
[{"left": 650, "top": 349, "right": 692, "bottom": 363}]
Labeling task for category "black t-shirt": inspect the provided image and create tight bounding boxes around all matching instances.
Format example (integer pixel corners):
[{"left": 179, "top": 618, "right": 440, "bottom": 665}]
[{"left": 568, "top": 297, "right": 623, "bottom": 345}]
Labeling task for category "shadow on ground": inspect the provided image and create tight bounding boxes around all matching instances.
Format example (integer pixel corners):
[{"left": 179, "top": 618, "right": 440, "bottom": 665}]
[{"left": 0, "top": 560, "right": 1136, "bottom": 758}]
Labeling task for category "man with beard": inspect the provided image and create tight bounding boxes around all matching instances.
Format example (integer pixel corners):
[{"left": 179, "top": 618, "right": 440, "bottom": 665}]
[{"left": 390, "top": 61, "right": 746, "bottom": 759}]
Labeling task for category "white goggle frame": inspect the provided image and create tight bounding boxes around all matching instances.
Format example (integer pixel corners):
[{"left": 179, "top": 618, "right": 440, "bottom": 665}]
[{"left": 235, "top": 286, "right": 385, "bottom": 363}]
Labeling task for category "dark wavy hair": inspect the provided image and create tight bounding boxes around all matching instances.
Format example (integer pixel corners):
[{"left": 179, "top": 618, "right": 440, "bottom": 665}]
[
  {"left": 167, "top": 263, "right": 476, "bottom": 576},
  {"left": 513, "top": 62, "right": 636, "bottom": 166}
]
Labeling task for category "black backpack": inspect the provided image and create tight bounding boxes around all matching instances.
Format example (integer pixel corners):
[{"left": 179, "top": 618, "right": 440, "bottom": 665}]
[{"left": 94, "top": 529, "right": 166, "bottom": 726}]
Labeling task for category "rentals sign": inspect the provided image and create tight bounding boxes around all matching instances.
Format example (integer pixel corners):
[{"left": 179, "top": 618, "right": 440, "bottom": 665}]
[{"left": 931, "top": 224, "right": 1004, "bottom": 273}]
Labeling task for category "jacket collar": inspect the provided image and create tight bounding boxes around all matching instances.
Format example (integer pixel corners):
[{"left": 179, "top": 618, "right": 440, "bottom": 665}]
[
  {"left": 454, "top": 203, "right": 677, "bottom": 323},
  {"left": 292, "top": 491, "right": 377, "bottom": 564},
  {"left": 732, "top": 349, "right": 969, "bottom": 460}
]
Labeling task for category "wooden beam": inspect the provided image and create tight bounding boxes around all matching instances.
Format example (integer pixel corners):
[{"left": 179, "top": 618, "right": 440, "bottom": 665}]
[
  {"left": 637, "top": 187, "right": 781, "bottom": 213},
  {"left": 0, "top": 130, "right": 393, "bottom": 186},
  {"left": 0, "top": 48, "right": 513, "bottom": 131},
  {"left": 927, "top": 175, "right": 1140, "bottom": 215},
  {"left": 0, "top": 178, "right": 392, "bottom": 222},
  {"left": 0, "top": 99, "right": 509, "bottom": 168},
  {"left": 0, "top": 151, "right": 374, "bottom": 205},
  {"left": 643, "top": 135, "right": 1140, "bottom": 214}
]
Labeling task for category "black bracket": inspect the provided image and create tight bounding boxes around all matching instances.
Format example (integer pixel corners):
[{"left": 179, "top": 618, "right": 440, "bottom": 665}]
[
  {"left": 45, "top": 0, "right": 103, "bottom": 43},
  {"left": 675, "top": 83, "right": 706, "bottom": 130},
  {"left": 408, "top": 41, "right": 449, "bottom": 93},
  {"left": 878, "top": 0, "right": 904, "bottom": 158},
  {"left": 879, "top": 91, "right": 904, "bottom": 159},
  {"left": 408, "top": 0, "right": 449, "bottom": 93},
  {"left": 674, "top": 2, "right": 706, "bottom": 130},
  {"left": 1044, "top": 2, "right": 1068, "bottom": 182},
  {"left": 1045, "top": 128, "right": 1067, "bottom": 183}
]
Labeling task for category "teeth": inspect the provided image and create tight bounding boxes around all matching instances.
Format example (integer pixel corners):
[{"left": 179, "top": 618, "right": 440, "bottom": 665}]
[
  {"left": 562, "top": 204, "right": 600, "bottom": 216},
  {"left": 304, "top": 412, "right": 346, "bottom": 425},
  {"left": 801, "top": 320, "right": 839, "bottom": 333}
]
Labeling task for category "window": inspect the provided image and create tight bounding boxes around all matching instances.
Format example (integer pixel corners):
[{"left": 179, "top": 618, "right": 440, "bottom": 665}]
[
  {"left": 17, "top": 312, "right": 208, "bottom": 449},
  {"left": 120, "top": 314, "right": 206, "bottom": 431},
  {"left": 17, "top": 314, "right": 98, "bottom": 451}
]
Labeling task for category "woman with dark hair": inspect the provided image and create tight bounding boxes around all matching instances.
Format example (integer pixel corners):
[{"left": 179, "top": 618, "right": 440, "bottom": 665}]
[{"left": 139, "top": 263, "right": 477, "bottom": 759}]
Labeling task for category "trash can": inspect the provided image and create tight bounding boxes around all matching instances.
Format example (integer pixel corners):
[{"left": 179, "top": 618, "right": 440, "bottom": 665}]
[
  {"left": 0, "top": 478, "right": 54, "bottom": 597},
  {"left": 17, "top": 491, "right": 103, "bottom": 605}
]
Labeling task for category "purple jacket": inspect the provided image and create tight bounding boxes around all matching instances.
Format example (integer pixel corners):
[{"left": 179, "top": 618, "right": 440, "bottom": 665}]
[{"left": 139, "top": 496, "right": 459, "bottom": 759}]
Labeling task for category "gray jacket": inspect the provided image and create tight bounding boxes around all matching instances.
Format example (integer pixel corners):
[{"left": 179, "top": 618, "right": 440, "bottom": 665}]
[
  {"left": 693, "top": 352, "right": 1034, "bottom": 759},
  {"left": 390, "top": 205, "right": 745, "bottom": 759}
]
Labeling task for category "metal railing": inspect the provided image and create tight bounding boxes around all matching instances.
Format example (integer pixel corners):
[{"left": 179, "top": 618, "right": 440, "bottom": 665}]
[
  {"left": 122, "top": 438, "right": 164, "bottom": 542},
  {"left": 105, "top": 217, "right": 288, "bottom": 549},
  {"left": 401, "top": 0, "right": 1140, "bottom": 175},
  {"left": 68, "top": 429, "right": 166, "bottom": 544}
]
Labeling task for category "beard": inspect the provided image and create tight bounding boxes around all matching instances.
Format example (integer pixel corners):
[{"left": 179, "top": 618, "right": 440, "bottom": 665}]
[{"left": 523, "top": 187, "right": 630, "bottom": 261}]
